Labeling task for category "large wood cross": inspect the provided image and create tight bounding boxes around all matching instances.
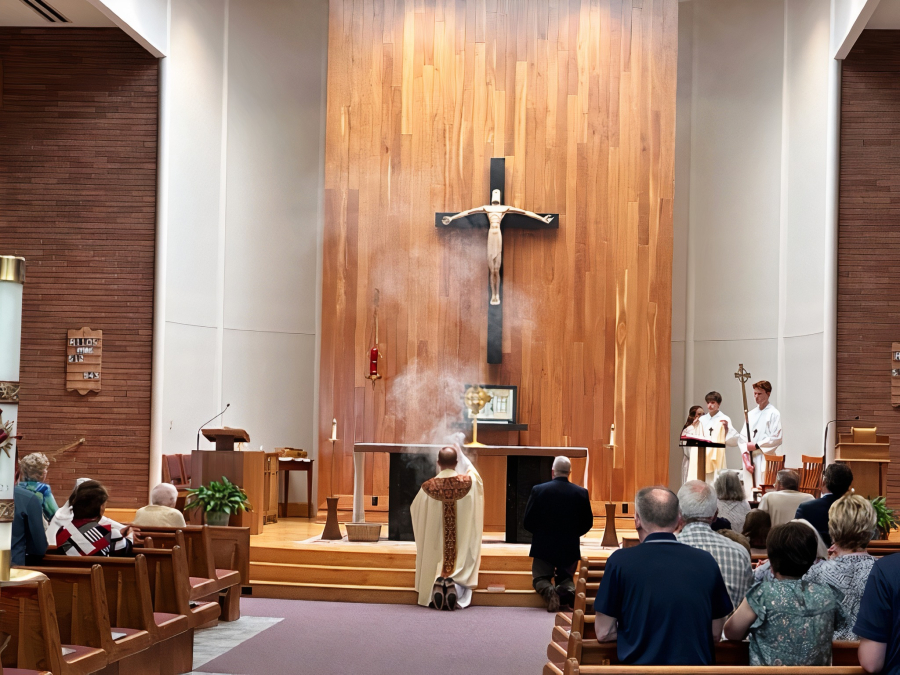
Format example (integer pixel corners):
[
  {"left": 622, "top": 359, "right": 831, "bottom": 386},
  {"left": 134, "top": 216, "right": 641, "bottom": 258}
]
[{"left": 435, "top": 158, "right": 559, "bottom": 364}]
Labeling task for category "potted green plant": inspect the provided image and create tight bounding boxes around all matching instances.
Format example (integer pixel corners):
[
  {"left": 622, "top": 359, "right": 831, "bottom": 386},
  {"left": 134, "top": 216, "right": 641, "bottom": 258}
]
[
  {"left": 184, "top": 476, "right": 251, "bottom": 526},
  {"left": 869, "top": 496, "right": 898, "bottom": 540}
]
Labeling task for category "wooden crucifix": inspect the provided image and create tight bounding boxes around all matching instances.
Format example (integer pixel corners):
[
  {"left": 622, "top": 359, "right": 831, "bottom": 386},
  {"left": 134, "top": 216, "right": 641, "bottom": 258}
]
[{"left": 435, "top": 158, "right": 559, "bottom": 364}]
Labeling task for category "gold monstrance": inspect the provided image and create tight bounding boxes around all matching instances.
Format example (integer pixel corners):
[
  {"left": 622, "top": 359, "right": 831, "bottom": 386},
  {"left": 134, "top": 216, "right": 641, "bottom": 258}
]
[{"left": 464, "top": 385, "right": 493, "bottom": 447}]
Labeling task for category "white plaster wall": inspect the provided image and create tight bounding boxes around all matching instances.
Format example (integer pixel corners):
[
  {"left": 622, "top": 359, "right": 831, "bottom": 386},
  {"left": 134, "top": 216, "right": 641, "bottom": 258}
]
[
  {"left": 158, "top": 0, "right": 328, "bottom": 507},
  {"left": 88, "top": 0, "right": 169, "bottom": 56},
  {"left": 673, "top": 0, "right": 831, "bottom": 486}
]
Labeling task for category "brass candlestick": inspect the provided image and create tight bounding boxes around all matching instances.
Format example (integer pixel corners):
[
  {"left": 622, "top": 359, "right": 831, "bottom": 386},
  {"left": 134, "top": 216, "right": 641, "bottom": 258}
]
[{"left": 464, "top": 385, "right": 493, "bottom": 447}]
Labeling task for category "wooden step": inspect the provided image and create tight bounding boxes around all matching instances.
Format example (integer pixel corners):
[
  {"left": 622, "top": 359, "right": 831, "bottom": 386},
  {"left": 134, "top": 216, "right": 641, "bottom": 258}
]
[
  {"left": 250, "top": 546, "right": 534, "bottom": 571},
  {"left": 249, "top": 580, "right": 545, "bottom": 607},
  {"left": 249, "top": 561, "right": 535, "bottom": 590}
]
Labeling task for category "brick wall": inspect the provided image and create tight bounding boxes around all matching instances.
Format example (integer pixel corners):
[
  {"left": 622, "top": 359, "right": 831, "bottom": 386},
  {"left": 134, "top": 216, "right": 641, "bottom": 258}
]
[
  {"left": 838, "top": 30, "right": 900, "bottom": 507},
  {"left": 0, "top": 29, "right": 158, "bottom": 507}
]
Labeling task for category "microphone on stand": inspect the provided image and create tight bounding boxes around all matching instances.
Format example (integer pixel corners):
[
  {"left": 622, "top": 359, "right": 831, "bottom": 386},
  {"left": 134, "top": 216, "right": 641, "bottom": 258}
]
[
  {"left": 823, "top": 416, "right": 862, "bottom": 456},
  {"left": 196, "top": 403, "right": 230, "bottom": 451}
]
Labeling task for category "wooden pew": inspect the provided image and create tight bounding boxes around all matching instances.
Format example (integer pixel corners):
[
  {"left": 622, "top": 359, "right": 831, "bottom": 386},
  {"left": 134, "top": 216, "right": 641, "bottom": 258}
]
[
  {"left": 0, "top": 580, "right": 107, "bottom": 675},
  {"left": 37, "top": 555, "right": 192, "bottom": 675},
  {"left": 553, "top": 660, "right": 865, "bottom": 675},
  {"left": 138, "top": 526, "right": 243, "bottom": 620},
  {"left": 139, "top": 546, "right": 220, "bottom": 630},
  {"left": 549, "top": 633, "right": 863, "bottom": 673},
  {"left": 23, "top": 566, "right": 155, "bottom": 675}
]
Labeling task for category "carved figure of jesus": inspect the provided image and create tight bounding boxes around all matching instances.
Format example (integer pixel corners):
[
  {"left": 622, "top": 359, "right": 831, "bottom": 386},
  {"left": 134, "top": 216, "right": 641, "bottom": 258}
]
[{"left": 442, "top": 189, "right": 554, "bottom": 305}]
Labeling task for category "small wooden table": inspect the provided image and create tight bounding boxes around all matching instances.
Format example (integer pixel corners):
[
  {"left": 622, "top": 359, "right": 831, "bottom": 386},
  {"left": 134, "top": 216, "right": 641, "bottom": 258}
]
[{"left": 278, "top": 458, "right": 315, "bottom": 518}]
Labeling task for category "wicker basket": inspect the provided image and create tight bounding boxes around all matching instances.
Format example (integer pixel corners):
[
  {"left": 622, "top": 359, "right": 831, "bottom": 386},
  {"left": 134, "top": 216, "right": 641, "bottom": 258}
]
[{"left": 344, "top": 522, "right": 382, "bottom": 542}]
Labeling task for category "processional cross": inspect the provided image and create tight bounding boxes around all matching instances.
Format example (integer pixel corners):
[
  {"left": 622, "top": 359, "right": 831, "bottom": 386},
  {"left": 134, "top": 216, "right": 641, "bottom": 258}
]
[
  {"left": 734, "top": 363, "right": 756, "bottom": 487},
  {"left": 435, "top": 158, "right": 559, "bottom": 364}
]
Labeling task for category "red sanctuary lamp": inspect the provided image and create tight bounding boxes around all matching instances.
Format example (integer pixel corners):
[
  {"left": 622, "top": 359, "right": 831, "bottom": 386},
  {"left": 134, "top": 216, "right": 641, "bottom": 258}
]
[{"left": 366, "top": 310, "right": 382, "bottom": 387}]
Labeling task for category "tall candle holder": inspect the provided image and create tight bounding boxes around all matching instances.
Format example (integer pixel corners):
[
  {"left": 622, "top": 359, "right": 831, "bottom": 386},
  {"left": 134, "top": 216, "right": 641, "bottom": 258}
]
[
  {"left": 321, "top": 418, "right": 343, "bottom": 540},
  {"left": 600, "top": 423, "right": 619, "bottom": 548}
]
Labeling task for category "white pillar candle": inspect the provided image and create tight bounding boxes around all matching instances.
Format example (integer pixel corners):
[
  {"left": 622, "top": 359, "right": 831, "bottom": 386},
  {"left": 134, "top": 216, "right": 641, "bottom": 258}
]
[{"left": 0, "top": 256, "right": 24, "bottom": 581}]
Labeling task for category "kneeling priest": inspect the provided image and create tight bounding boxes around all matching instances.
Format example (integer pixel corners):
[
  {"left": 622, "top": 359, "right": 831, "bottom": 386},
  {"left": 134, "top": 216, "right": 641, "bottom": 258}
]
[{"left": 411, "top": 445, "right": 484, "bottom": 610}]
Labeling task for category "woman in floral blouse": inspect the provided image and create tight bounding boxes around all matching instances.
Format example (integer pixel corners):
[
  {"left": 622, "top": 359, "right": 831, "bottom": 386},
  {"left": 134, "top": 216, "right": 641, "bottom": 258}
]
[
  {"left": 724, "top": 522, "right": 846, "bottom": 666},
  {"left": 804, "top": 494, "right": 877, "bottom": 640}
]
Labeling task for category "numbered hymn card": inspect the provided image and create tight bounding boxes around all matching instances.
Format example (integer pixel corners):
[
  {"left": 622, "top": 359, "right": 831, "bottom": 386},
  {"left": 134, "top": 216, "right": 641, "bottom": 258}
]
[{"left": 66, "top": 327, "right": 102, "bottom": 395}]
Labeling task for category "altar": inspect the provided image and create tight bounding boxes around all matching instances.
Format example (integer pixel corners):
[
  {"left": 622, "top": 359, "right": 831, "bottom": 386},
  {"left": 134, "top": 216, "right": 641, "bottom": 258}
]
[{"left": 353, "top": 443, "right": 588, "bottom": 543}]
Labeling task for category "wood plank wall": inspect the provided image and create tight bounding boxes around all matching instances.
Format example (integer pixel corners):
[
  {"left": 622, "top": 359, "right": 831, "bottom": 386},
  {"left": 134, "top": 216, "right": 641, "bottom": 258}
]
[
  {"left": 0, "top": 29, "right": 158, "bottom": 507},
  {"left": 320, "top": 0, "right": 677, "bottom": 515},
  {"left": 838, "top": 30, "right": 900, "bottom": 506}
]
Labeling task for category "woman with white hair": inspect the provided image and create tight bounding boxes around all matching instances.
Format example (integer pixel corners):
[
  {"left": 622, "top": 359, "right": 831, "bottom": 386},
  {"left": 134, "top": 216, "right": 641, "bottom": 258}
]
[
  {"left": 17, "top": 452, "right": 58, "bottom": 525},
  {"left": 133, "top": 483, "right": 186, "bottom": 527}
]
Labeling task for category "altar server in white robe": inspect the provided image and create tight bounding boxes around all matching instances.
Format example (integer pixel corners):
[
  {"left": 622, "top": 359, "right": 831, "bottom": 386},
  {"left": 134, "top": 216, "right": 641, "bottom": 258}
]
[
  {"left": 727, "top": 380, "right": 782, "bottom": 499},
  {"left": 681, "top": 405, "right": 704, "bottom": 484},
  {"left": 411, "top": 445, "right": 484, "bottom": 610},
  {"left": 690, "top": 391, "right": 739, "bottom": 484}
]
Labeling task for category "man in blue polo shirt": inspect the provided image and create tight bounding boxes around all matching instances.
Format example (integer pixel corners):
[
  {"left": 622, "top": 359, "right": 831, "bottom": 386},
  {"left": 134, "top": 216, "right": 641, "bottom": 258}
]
[
  {"left": 594, "top": 486, "right": 733, "bottom": 665},
  {"left": 855, "top": 552, "right": 900, "bottom": 674}
]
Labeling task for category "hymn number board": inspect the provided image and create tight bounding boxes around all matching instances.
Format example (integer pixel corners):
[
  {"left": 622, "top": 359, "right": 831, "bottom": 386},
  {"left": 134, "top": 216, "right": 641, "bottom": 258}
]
[{"left": 66, "top": 327, "right": 102, "bottom": 395}]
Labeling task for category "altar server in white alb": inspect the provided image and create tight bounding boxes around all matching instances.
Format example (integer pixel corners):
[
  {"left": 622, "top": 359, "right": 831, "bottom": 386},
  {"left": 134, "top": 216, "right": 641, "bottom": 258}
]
[
  {"left": 690, "top": 391, "right": 739, "bottom": 484},
  {"left": 411, "top": 445, "right": 484, "bottom": 610},
  {"left": 728, "top": 380, "right": 782, "bottom": 498}
]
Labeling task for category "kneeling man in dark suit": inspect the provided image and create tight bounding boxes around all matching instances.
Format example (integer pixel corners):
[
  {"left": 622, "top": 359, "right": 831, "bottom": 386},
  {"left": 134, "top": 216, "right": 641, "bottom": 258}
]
[{"left": 523, "top": 456, "right": 594, "bottom": 611}]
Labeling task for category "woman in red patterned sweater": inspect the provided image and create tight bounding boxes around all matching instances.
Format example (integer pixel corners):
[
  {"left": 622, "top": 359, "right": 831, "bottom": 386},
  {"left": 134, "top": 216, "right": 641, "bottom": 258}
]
[{"left": 55, "top": 481, "right": 137, "bottom": 557}]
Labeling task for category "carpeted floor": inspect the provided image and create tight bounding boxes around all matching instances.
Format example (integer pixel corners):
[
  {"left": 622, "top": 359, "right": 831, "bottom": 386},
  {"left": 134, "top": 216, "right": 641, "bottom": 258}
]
[{"left": 195, "top": 598, "right": 555, "bottom": 675}]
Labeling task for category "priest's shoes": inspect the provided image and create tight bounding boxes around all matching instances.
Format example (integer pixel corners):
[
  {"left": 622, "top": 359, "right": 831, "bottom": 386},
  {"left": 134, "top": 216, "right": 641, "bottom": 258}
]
[
  {"left": 542, "top": 586, "right": 560, "bottom": 613},
  {"left": 444, "top": 578, "right": 458, "bottom": 611},
  {"left": 432, "top": 578, "right": 447, "bottom": 610}
]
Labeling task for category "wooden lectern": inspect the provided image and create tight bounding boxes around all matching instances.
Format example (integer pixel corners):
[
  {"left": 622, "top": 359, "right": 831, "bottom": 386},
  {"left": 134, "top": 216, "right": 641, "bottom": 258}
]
[
  {"left": 202, "top": 428, "right": 250, "bottom": 452},
  {"left": 191, "top": 428, "right": 265, "bottom": 534},
  {"left": 835, "top": 427, "right": 890, "bottom": 498}
]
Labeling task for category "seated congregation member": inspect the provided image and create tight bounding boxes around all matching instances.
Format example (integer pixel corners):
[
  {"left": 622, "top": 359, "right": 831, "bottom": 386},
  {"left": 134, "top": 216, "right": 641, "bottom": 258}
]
[
  {"left": 718, "top": 529, "right": 751, "bottom": 555},
  {"left": 855, "top": 551, "right": 900, "bottom": 675},
  {"left": 411, "top": 445, "right": 483, "bottom": 610},
  {"left": 796, "top": 462, "right": 854, "bottom": 547},
  {"left": 715, "top": 471, "right": 750, "bottom": 533},
  {"left": 753, "top": 518, "right": 828, "bottom": 582},
  {"left": 47, "top": 477, "right": 129, "bottom": 544},
  {"left": 758, "top": 469, "right": 813, "bottom": 527},
  {"left": 805, "top": 494, "right": 877, "bottom": 640},
  {"left": 677, "top": 480, "right": 753, "bottom": 608},
  {"left": 133, "top": 483, "right": 186, "bottom": 528},
  {"left": 594, "top": 486, "right": 733, "bottom": 666},
  {"left": 523, "top": 456, "right": 594, "bottom": 612},
  {"left": 17, "top": 452, "right": 58, "bottom": 525},
  {"left": 12, "top": 484, "right": 47, "bottom": 566},
  {"left": 55, "top": 481, "right": 136, "bottom": 557},
  {"left": 742, "top": 509, "right": 771, "bottom": 554},
  {"left": 724, "top": 522, "right": 846, "bottom": 667}
]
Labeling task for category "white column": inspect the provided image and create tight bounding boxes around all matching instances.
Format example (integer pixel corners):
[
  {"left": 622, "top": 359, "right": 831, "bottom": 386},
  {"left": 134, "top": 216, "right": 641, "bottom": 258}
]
[
  {"left": 823, "top": 57, "right": 841, "bottom": 463},
  {"left": 0, "top": 256, "right": 25, "bottom": 579},
  {"left": 352, "top": 452, "right": 365, "bottom": 522}
]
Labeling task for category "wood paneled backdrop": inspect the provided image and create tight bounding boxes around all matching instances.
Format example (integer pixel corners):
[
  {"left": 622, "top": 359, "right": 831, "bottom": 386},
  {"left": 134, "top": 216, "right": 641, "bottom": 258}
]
[
  {"left": 320, "top": 0, "right": 677, "bottom": 520},
  {"left": 0, "top": 29, "right": 158, "bottom": 507},
  {"left": 838, "top": 30, "right": 900, "bottom": 506}
]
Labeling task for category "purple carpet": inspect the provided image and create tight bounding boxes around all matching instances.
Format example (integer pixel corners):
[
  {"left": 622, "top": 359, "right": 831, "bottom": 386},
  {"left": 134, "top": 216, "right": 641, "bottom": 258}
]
[{"left": 197, "top": 598, "right": 555, "bottom": 675}]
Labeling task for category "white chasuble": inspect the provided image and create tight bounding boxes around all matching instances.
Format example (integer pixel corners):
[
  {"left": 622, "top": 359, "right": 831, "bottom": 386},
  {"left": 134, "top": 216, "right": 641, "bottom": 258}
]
[
  {"left": 729, "top": 404, "right": 783, "bottom": 498},
  {"left": 411, "top": 464, "right": 484, "bottom": 608}
]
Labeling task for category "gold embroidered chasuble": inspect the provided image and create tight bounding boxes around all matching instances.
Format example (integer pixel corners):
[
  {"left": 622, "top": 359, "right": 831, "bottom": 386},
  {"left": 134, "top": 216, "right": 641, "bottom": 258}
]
[{"left": 411, "top": 465, "right": 484, "bottom": 607}]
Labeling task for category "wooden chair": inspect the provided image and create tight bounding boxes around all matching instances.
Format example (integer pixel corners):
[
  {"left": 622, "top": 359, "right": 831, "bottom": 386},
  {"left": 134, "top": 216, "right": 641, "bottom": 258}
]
[
  {"left": 758, "top": 454, "right": 785, "bottom": 495},
  {"left": 138, "top": 526, "right": 242, "bottom": 620},
  {"left": 0, "top": 580, "right": 107, "bottom": 675},
  {"left": 23, "top": 566, "right": 156, "bottom": 675},
  {"left": 38, "top": 554, "right": 192, "bottom": 675},
  {"left": 180, "top": 454, "right": 191, "bottom": 485},
  {"left": 161, "top": 455, "right": 187, "bottom": 487},
  {"left": 139, "top": 545, "right": 220, "bottom": 630},
  {"left": 798, "top": 455, "right": 824, "bottom": 497}
]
